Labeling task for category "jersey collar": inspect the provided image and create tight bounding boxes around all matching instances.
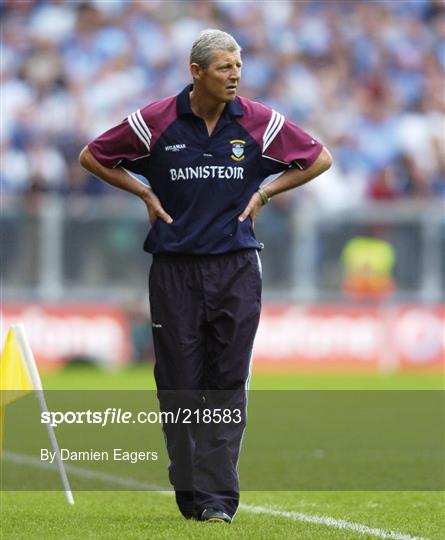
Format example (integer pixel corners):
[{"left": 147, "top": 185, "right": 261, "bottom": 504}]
[{"left": 176, "top": 84, "right": 243, "bottom": 118}]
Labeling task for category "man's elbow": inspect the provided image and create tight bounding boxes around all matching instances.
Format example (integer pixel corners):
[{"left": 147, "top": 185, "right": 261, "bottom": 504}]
[
  {"left": 319, "top": 146, "right": 333, "bottom": 172},
  {"left": 79, "top": 146, "right": 90, "bottom": 169}
]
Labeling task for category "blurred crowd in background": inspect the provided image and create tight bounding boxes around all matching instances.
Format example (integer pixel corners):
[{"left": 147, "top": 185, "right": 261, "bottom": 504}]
[{"left": 2, "top": 0, "right": 444, "bottom": 210}]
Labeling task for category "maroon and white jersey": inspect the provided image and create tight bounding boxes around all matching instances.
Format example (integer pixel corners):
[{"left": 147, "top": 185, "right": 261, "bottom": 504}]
[{"left": 88, "top": 85, "right": 323, "bottom": 254}]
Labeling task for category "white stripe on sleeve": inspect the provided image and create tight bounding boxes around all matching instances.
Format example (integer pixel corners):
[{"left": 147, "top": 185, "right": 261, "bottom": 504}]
[
  {"left": 263, "top": 111, "right": 285, "bottom": 153},
  {"left": 263, "top": 110, "right": 278, "bottom": 147},
  {"left": 131, "top": 112, "right": 151, "bottom": 147},
  {"left": 127, "top": 113, "right": 150, "bottom": 151},
  {"left": 135, "top": 109, "right": 152, "bottom": 142}
]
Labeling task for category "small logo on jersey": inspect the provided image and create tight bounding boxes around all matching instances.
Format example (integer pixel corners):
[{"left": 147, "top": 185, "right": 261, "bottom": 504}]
[
  {"left": 230, "top": 139, "right": 246, "bottom": 161},
  {"left": 165, "top": 144, "right": 186, "bottom": 152}
]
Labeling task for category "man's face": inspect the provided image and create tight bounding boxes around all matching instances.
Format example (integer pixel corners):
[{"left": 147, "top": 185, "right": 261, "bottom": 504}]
[{"left": 193, "top": 49, "right": 242, "bottom": 103}]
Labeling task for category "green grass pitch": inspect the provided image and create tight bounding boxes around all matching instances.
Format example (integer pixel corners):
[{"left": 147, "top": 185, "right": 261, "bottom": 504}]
[{"left": 1, "top": 365, "right": 443, "bottom": 539}]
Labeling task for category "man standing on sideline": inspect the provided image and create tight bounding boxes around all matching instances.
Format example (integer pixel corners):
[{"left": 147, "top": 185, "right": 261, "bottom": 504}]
[{"left": 79, "top": 29, "right": 332, "bottom": 523}]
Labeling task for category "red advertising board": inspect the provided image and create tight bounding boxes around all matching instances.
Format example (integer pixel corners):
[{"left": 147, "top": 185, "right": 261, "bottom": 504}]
[
  {"left": 254, "top": 304, "right": 444, "bottom": 372},
  {"left": 2, "top": 302, "right": 443, "bottom": 372},
  {"left": 1, "top": 303, "right": 131, "bottom": 368}
]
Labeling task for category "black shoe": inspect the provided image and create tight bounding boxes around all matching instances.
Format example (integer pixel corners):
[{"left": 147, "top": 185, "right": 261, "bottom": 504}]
[{"left": 199, "top": 507, "right": 232, "bottom": 524}]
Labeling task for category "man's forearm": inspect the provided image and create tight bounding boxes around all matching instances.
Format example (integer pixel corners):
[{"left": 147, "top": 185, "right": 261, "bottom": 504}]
[
  {"left": 79, "top": 146, "right": 173, "bottom": 224},
  {"left": 262, "top": 147, "right": 332, "bottom": 199},
  {"left": 79, "top": 146, "right": 151, "bottom": 199}
]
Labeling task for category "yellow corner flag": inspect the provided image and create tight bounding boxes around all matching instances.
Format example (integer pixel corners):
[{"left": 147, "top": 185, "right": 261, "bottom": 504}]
[
  {"left": 1, "top": 328, "right": 34, "bottom": 445},
  {"left": 0, "top": 324, "right": 74, "bottom": 503}
]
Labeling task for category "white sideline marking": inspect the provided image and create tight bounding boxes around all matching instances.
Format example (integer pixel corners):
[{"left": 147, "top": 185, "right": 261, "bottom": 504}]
[
  {"left": 3, "top": 451, "right": 165, "bottom": 491},
  {"left": 4, "top": 452, "right": 427, "bottom": 540},
  {"left": 239, "top": 503, "right": 427, "bottom": 540}
]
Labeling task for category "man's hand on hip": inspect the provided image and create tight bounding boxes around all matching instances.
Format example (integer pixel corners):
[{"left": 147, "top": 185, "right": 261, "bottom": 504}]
[
  {"left": 238, "top": 191, "right": 263, "bottom": 224},
  {"left": 141, "top": 189, "right": 173, "bottom": 225}
]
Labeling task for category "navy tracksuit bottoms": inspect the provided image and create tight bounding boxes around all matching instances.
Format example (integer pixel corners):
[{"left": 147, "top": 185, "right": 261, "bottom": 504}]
[{"left": 148, "top": 249, "right": 262, "bottom": 518}]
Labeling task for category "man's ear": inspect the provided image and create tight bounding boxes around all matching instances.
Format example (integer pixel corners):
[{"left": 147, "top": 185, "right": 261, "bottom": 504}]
[{"left": 190, "top": 63, "right": 203, "bottom": 81}]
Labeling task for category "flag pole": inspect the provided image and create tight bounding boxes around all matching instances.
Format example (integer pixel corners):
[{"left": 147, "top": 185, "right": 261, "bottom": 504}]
[{"left": 12, "top": 323, "right": 75, "bottom": 505}]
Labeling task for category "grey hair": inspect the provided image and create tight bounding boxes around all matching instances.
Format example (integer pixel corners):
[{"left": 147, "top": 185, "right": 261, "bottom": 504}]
[{"left": 190, "top": 29, "right": 241, "bottom": 69}]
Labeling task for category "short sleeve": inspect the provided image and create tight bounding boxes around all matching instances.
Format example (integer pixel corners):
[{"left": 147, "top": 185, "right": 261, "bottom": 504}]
[
  {"left": 88, "top": 110, "right": 152, "bottom": 169},
  {"left": 261, "top": 112, "right": 323, "bottom": 175}
]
